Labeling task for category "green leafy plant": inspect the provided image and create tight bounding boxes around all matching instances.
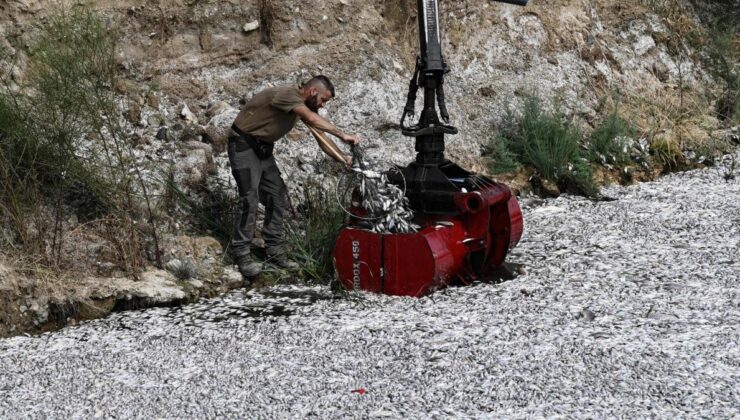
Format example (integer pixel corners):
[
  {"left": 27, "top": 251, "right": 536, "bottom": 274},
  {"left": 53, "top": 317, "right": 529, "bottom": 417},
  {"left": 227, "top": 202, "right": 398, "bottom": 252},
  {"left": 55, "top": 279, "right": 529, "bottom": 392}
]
[
  {"left": 588, "top": 110, "right": 636, "bottom": 165},
  {"left": 497, "top": 96, "right": 599, "bottom": 197},
  {"left": 0, "top": 7, "right": 161, "bottom": 274},
  {"left": 482, "top": 134, "right": 520, "bottom": 174}
]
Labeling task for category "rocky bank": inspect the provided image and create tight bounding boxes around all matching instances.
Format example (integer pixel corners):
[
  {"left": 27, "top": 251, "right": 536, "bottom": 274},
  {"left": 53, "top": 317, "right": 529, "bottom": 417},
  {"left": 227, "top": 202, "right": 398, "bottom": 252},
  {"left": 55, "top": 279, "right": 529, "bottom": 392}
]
[{"left": 0, "top": 0, "right": 737, "bottom": 336}]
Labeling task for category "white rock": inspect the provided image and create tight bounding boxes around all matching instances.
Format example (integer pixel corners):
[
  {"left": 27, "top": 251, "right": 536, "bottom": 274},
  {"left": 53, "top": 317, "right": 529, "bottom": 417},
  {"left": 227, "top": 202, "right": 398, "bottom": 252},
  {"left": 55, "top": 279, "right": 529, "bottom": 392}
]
[
  {"left": 633, "top": 35, "right": 655, "bottom": 56},
  {"left": 242, "top": 20, "right": 260, "bottom": 33},
  {"left": 180, "top": 105, "right": 197, "bottom": 122}
]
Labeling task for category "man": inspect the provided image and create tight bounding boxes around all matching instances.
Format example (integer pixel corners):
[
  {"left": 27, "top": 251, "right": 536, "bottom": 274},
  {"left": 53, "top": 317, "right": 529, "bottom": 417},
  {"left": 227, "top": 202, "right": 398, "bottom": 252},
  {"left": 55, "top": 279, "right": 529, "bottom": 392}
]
[{"left": 228, "top": 75, "right": 360, "bottom": 280}]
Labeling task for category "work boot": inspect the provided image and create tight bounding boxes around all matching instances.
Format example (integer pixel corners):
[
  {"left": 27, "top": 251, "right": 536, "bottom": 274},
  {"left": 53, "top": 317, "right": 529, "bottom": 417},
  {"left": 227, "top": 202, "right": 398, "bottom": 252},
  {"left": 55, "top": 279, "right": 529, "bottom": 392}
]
[
  {"left": 266, "top": 247, "right": 300, "bottom": 270},
  {"left": 235, "top": 254, "right": 262, "bottom": 278}
]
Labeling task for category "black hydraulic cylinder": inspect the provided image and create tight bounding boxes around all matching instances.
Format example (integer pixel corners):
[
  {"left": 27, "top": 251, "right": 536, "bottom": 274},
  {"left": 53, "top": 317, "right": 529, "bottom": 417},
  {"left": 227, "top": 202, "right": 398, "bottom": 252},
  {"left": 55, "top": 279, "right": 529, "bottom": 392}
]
[
  {"left": 417, "top": 0, "right": 444, "bottom": 72},
  {"left": 395, "top": 0, "right": 530, "bottom": 215},
  {"left": 492, "top": 0, "right": 529, "bottom": 5}
]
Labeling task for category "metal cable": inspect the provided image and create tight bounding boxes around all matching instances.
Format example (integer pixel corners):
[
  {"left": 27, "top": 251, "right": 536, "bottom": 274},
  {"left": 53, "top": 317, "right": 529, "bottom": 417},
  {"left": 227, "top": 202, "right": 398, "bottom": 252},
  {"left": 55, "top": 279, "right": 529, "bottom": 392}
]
[{"left": 334, "top": 146, "right": 419, "bottom": 233}]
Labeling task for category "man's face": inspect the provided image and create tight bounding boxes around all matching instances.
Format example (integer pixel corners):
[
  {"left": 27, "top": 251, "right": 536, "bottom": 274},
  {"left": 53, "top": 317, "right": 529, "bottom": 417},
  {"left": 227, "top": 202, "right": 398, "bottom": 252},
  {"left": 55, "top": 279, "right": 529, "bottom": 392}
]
[{"left": 305, "top": 87, "right": 332, "bottom": 113}]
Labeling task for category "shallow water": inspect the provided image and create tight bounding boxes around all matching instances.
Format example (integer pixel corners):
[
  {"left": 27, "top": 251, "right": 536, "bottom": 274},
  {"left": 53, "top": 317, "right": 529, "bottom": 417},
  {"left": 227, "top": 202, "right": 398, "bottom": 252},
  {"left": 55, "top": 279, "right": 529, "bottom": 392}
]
[{"left": 1, "top": 155, "right": 738, "bottom": 418}]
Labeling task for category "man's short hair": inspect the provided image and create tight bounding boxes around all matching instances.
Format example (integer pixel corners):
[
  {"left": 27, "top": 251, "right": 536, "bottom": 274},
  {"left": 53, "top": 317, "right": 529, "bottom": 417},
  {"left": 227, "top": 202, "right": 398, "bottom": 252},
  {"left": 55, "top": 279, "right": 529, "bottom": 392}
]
[{"left": 304, "top": 75, "right": 335, "bottom": 98}]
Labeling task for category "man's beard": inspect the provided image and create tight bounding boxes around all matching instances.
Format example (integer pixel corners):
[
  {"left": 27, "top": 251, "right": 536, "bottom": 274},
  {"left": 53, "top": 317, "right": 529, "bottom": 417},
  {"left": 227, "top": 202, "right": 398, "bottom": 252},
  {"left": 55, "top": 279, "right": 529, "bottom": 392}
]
[{"left": 305, "top": 94, "right": 320, "bottom": 113}]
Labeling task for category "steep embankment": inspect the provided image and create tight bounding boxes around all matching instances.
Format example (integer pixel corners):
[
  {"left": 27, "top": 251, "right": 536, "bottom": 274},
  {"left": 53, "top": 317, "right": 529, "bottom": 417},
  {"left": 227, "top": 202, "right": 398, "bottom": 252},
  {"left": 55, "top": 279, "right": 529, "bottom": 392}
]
[{"left": 2, "top": 1, "right": 728, "bottom": 173}]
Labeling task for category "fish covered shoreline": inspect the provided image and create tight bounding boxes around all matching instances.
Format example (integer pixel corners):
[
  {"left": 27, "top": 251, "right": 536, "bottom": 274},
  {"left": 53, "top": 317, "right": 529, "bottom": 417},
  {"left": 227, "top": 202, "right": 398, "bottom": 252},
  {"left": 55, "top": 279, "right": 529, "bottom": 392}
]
[{"left": 1, "top": 150, "right": 738, "bottom": 418}]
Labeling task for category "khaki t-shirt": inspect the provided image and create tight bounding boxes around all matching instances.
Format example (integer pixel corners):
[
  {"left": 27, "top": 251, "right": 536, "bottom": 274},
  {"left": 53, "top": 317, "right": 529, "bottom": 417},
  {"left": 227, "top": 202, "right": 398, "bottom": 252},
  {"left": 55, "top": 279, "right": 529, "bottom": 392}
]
[{"left": 232, "top": 85, "right": 305, "bottom": 143}]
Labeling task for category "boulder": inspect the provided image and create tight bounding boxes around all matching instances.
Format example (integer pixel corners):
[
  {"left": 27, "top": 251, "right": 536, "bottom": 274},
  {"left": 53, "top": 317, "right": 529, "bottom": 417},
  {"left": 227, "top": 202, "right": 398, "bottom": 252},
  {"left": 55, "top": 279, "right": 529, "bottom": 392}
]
[
  {"left": 175, "top": 147, "right": 210, "bottom": 186},
  {"left": 205, "top": 103, "right": 239, "bottom": 155},
  {"left": 183, "top": 140, "right": 216, "bottom": 170},
  {"left": 163, "top": 235, "right": 223, "bottom": 262}
]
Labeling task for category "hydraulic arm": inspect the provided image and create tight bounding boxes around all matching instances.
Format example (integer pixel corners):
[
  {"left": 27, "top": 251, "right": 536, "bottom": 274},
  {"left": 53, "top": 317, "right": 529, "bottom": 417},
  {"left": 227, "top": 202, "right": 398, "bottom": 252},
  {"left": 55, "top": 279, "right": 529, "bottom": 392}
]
[
  {"left": 334, "top": 0, "right": 530, "bottom": 296},
  {"left": 394, "top": 0, "right": 529, "bottom": 215}
]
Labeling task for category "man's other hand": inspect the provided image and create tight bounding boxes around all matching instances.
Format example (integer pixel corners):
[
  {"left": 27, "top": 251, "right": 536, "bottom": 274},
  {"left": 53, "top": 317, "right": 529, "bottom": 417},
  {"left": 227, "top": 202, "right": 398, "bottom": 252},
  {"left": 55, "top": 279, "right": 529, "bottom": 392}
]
[{"left": 341, "top": 134, "right": 360, "bottom": 145}]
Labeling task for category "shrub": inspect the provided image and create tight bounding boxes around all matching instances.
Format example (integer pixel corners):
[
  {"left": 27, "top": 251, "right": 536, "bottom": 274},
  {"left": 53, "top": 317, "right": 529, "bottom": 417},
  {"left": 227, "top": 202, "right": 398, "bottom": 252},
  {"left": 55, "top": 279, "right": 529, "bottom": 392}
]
[
  {"left": 482, "top": 134, "right": 520, "bottom": 174},
  {"left": 702, "top": 21, "right": 740, "bottom": 126},
  {"left": 588, "top": 111, "right": 636, "bottom": 165},
  {"left": 650, "top": 134, "right": 683, "bottom": 169},
  {"left": 0, "top": 8, "right": 117, "bottom": 249},
  {"left": 170, "top": 259, "right": 199, "bottom": 281},
  {"left": 286, "top": 178, "right": 346, "bottom": 283},
  {"left": 496, "top": 96, "right": 599, "bottom": 197},
  {"left": 0, "top": 8, "right": 161, "bottom": 274}
]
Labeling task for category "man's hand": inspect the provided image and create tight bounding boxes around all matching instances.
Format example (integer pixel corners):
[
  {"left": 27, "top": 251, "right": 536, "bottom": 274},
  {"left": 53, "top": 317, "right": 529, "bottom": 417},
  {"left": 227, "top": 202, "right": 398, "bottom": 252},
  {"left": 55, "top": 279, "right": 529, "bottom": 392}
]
[{"left": 341, "top": 133, "right": 361, "bottom": 145}]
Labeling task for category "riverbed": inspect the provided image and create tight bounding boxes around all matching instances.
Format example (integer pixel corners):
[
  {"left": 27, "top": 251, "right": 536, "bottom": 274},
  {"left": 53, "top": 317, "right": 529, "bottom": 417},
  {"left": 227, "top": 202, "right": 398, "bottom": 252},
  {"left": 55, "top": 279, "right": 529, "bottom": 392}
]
[{"left": 1, "top": 158, "right": 738, "bottom": 418}]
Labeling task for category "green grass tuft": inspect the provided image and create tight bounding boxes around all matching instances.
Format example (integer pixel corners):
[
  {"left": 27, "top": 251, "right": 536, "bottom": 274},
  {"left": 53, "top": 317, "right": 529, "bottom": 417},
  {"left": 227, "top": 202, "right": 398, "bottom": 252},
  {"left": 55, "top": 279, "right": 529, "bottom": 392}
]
[
  {"left": 491, "top": 96, "right": 599, "bottom": 197},
  {"left": 588, "top": 111, "right": 636, "bottom": 165},
  {"left": 482, "top": 134, "right": 520, "bottom": 174},
  {"left": 286, "top": 179, "right": 345, "bottom": 283}
]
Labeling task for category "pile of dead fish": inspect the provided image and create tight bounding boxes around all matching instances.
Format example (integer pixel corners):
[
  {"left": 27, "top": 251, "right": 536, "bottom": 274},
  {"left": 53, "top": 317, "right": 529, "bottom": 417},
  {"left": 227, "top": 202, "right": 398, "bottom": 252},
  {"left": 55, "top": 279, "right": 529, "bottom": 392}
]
[
  {"left": 2, "top": 151, "right": 738, "bottom": 418},
  {"left": 348, "top": 147, "right": 419, "bottom": 234}
]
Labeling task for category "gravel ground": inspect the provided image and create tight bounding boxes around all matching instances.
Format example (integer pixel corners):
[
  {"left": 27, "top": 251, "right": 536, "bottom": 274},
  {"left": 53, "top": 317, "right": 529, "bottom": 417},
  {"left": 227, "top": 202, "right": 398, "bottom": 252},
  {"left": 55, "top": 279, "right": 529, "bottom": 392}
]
[{"left": 1, "top": 159, "right": 739, "bottom": 419}]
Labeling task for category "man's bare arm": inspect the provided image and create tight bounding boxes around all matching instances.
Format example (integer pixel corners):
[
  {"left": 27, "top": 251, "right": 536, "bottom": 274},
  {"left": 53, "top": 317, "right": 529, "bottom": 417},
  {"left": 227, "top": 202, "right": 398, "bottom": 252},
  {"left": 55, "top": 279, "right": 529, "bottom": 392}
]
[{"left": 294, "top": 105, "right": 360, "bottom": 145}]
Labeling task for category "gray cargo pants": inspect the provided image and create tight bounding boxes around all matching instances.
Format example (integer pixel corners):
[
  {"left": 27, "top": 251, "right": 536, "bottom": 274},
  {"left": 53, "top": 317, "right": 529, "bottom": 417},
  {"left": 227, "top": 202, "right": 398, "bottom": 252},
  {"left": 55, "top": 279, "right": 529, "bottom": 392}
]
[{"left": 228, "top": 135, "right": 289, "bottom": 259}]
